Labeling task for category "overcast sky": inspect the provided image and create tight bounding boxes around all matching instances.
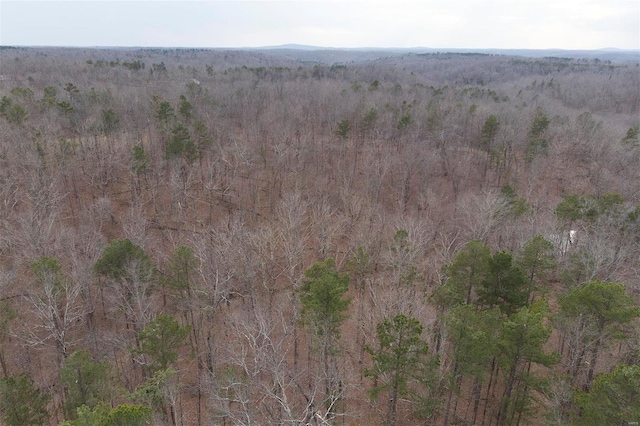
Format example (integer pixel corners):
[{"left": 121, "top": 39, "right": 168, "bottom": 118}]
[{"left": 1, "top": 0, "right": 638, "bottom": 50}]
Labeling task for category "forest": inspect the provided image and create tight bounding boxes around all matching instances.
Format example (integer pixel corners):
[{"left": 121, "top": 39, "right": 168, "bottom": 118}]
[{"left": 0, "top": 46, "right": 639, "bottom": 425}]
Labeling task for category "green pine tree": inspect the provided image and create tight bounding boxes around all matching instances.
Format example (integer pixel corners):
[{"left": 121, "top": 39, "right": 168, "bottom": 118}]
[
  {"left": 0, "top": 373, "right": 50, "bottom": 426},
  {"left": 365, "top": 314, "right": 437, "bottom": 426}
]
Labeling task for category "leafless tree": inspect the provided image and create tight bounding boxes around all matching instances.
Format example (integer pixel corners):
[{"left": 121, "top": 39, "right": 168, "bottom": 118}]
[
  {"left": 277, "top": 191, "right": 310, "bottom": 290},
  {"left": 18, "top": 257, "right": 87, "bottom": 367},
  {"left": 207, "top": 305, "right": 308, "bottom": 425},
  {"left": 456, "top": 189, "right": 510, "bottom": 244},
  {"left": 310, "top": 196, "right": 346, "bottom": 265}
]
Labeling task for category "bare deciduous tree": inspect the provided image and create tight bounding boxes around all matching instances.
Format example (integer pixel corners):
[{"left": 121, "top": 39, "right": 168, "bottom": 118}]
[{"left": 19, "top": 257, "right": 86, "bottom": 367}]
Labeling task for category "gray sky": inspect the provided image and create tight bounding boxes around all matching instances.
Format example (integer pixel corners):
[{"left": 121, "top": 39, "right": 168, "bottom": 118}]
[{"left": 1, "top": 0, "right": 639, "bottom": 50}]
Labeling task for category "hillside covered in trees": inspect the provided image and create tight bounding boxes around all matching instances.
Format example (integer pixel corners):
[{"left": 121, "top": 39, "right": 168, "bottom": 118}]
[{"left": 0, "top": 46, "right": 639, "bottom": 425}]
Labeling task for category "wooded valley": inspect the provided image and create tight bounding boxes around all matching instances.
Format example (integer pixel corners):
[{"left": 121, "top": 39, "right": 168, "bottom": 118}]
[{"left": 0, "top": 46, "right": 639, "bottom": 425}]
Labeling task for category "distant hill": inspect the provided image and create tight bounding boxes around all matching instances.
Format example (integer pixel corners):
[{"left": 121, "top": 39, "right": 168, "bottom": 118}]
[
  {"left": 248, "top": 44, "right": 640, "bottom": 64},
  {"left": 253, "top": 43, "right": 334, "bottom": 51}
]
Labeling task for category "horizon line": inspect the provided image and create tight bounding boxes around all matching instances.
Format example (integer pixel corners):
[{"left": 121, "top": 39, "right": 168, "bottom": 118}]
[{"left": 1, "top": 44, "right": 639, "bottom": 52}]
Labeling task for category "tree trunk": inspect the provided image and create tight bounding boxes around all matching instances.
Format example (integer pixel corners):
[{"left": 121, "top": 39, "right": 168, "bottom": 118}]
[
  {"left": 387, "top": 380, "right": 398, "bottom": 426},
  {"left": 443, "top": 361, "right": 459, "bottom": 426},
  {"left": 472, "top": 377, "right": 482, "bottom": 425},
  {"left": 0, "top": 351, "right": 7, "bottom": 378},
  {"left": 585, "top": 335, "right": 603, "bottom": 390}
]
